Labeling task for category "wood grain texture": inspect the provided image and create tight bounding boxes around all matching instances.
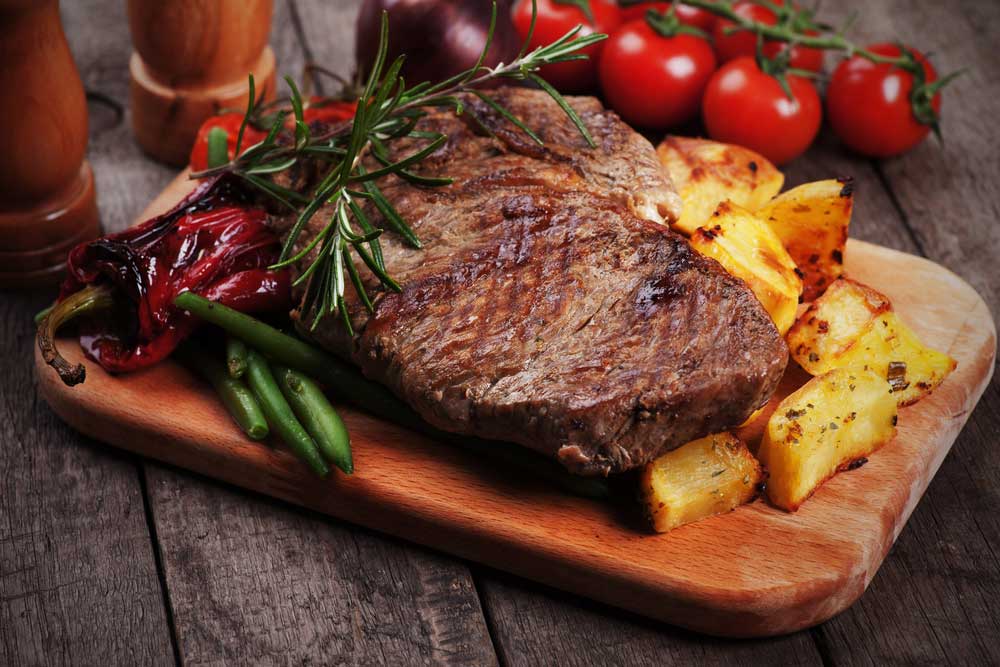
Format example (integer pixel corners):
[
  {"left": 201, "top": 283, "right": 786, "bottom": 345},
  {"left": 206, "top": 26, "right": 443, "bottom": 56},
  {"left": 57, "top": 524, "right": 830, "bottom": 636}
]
[
  {"left": 0, "top": 3, "right": 179, "bottom": 665},
  {"left": 21, "top": 0, "right": 996, "bottom": 662},
  {"left": 0, "top": 288, "right": 175, "bottom": 667},
  {"left": 147, "top": 472, "right": 497, "bottom": 666},
  {"left": 34, "top": 167, "right": 996, "bottom": 637},
  {"left": 477, "top": 570, "right": 824, "bottom": 667},
  {"left": 793, "top": 3, "right": 1000, "bottom": 663},
  {"left": 130, "top": 3, "right": 499, "bottom": 664}
]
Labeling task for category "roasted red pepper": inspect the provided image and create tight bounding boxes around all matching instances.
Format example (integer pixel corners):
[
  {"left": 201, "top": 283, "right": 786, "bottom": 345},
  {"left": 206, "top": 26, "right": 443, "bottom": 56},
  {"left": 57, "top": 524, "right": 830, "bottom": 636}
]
[
  {"left": 189, "top": 112, "right": 266, "bottom": 172},
  {"left": 300, "top": 97, "right": 358, "bottom": 125},
  {"left": 189, "top": 98, "right": 357, "bottom": 171},
  {"left": 42, "top": 176, "right": 290, "bottom": 384}
]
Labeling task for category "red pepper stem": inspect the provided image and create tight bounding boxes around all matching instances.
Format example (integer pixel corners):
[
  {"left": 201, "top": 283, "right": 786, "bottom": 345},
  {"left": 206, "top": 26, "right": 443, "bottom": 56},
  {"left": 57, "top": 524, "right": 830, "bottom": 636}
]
[{"left": 37, "top": 284, "right": 115, "bottom": 386}]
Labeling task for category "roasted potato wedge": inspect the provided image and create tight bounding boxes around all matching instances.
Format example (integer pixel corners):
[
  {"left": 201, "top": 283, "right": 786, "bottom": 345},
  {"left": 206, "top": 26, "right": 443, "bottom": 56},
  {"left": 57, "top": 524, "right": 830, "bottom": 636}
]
[
  {"left": 787, "top": 278, "right": 956, "bottom": 406},
  {"left": 657, "top": 136, "right": 784, "bottom": 236},
  {"left": 758, "top": 368, "right": 898, "bottom": 511},
  {"left": 758, "top": 178, "right": 853, "bottom": 301},
  {"left": 641, "top": 432, "right": 763, "bottom": 533},
  {"left": 689, "top": 201, "right": 803, "bottom": 334}
]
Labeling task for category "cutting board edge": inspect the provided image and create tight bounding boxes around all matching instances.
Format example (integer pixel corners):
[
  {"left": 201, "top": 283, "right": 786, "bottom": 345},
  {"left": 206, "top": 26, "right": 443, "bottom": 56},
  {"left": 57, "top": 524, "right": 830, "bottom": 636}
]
[
  {"left": 32, "top": 167, "right": 999, "bottom": 637},
  {"left": 35, "top": 299, "right": 995, "bottom": 637}
]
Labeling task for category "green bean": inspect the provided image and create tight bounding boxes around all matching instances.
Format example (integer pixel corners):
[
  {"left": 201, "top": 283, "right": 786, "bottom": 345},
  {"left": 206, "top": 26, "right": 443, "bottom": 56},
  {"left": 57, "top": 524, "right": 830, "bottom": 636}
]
[
  {"left": 244, "top": 349, "right": 329, "bottom": 477},
  {"left": 174, "top": 291, "right": 414, "bottom": 427},
  {"left": 225, "top": 336, "right": 249, "bottom": 379},
  {"left": 174, "top": 292, "right": 609, "bottom": 498},
  {"left": 274, "top": 364, "right": 353, "bottom": 474},
  {"left": 175, "top": 344, "right": 268, "bottom": 441}
]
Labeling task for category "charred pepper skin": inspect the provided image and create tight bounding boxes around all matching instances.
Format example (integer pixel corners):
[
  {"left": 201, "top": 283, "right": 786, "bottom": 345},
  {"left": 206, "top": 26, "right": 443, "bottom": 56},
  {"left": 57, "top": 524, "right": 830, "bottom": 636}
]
[{"left": 52, "top": 175, "right": 291, "bottom": 377}]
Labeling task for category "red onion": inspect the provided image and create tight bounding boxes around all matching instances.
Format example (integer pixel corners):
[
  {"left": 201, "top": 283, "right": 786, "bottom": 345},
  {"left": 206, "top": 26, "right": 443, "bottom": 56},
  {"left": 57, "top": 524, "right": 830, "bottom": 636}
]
[{"left": 356, "top": 0, "right": 520, "bottom": 86}]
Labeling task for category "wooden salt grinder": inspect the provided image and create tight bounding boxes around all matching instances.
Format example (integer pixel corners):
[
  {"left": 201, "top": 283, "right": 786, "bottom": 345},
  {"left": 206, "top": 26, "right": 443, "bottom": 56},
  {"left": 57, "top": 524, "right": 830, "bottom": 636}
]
[
  {"left": 127, "top": 0, "right": 277, "bottom": 166},
  {"left": 0, "top": 0, "right": 100, "bottom": 287}
]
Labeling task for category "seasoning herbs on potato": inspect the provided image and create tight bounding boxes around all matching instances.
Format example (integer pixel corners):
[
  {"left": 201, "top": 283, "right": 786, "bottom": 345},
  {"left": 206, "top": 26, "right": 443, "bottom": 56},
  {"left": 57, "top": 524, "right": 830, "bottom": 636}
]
[
  {"left": 757, "top": 178, "right": 854, "bottom": 301},
  {"left": 758, "top": 368, "right": 898, "bottom": 512},
  {"left": 657, "top": 136, "right": 784, "bottom": 236},
  {"left": 641, "top": 432, "right": 763, "bottom": 533},
  {"left": 689, "top": 201, "right": 803, "bottom": 335},
  {"left": 634, "top": 134, "right": 966, "bottom": 527},
  {"left": 787, "top": 278, "right": 956, "bottom": 406}
]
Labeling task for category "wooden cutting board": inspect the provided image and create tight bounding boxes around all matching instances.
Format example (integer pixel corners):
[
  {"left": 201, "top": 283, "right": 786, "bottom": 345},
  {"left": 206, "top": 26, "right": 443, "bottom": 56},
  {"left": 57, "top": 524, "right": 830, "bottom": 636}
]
[{"left": 35, "top": 172, "right": 996, "bottom": 638}]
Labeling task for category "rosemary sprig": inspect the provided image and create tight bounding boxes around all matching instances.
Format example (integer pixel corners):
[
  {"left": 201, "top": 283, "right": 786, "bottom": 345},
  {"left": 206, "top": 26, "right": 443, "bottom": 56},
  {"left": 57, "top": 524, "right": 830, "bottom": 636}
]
[{"left": 191, "top": 1, "right": 606, "bottom": 330}]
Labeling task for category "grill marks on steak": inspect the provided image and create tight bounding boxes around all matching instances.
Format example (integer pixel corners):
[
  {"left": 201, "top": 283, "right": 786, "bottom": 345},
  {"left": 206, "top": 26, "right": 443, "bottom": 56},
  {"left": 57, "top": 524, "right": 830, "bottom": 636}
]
[{"left": 288, "top": 88, "right": 787, "bottom": 475}]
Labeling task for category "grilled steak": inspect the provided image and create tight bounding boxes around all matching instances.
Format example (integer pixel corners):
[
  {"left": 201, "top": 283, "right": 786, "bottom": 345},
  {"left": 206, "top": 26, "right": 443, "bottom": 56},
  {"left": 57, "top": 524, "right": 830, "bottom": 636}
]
[{"left": 285, "top": 88, "right": 787, "bottom": 476}]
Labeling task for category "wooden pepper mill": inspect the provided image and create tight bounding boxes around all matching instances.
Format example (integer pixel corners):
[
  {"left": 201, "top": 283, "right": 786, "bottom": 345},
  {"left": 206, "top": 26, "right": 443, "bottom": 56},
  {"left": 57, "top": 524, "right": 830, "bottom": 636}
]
[
  {"left": 127, "top": 0, "right": 277, "bottom": 166},
  {"left": 0, "top": 0, "right": 100, "bottom": 287}
]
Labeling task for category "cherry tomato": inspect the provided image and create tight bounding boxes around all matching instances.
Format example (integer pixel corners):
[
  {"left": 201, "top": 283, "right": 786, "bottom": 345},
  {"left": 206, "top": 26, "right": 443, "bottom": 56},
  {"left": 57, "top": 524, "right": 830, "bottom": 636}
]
[
  {"left": 762, "top": 31, "right": 823, "bottom": 72},
  {"left": 712, "top": 1, "right": 824, "bottom": 72},
  {"left": 189, "top": 113, "right": 266, "bottom": 172},
  {"left": 826, "top": 44, "right": 939, "bottom": 158},
  {"left": 302, "top": 97, "right": 357, "bottom": 125},
  {"left": 599, "top": 19, "right": 716, "bottom": 129},
  {"left": 702, "top": 56, "right": 821, "bottom": 165},
  {"left": 512, "top": 0, "right": 622, "bottom": 92},
  {"left": 619, "top": 2, "right": 716, "bottom": 31}
]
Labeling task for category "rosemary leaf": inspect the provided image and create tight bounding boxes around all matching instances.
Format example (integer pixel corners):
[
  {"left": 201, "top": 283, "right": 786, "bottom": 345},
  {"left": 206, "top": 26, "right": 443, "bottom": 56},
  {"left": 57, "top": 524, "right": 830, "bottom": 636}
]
[
  {"left": 343, "top": 246, "right": 374, "bottom": 314},
  {"left": 396, "top": 170, "right": 454, "bottom": 187},
  {"left": 240, "top": 174, "right": 309, "bottom": 210},
  {"left": 353, "top": 240, "right": 402, "bottom": 293},
  {"left": 338, "top": 294, "right": 355, "bottom": 336},
  {"left": 347, "top": 199, "right": 385, "bottom": 271},
  {"left": 471, "top": 91, "right": 544, "bottom": 145},
  {"left": 285, "top": 76, "right": 311, "bottom": 149},
  {"left": 202, "top": 2, "right": 605, "bottom": 330},
  {"left": 245, "top": 156, "right": 298, "bottom": 175},
  {"left": 234, "top": 74, "right": 256, "bottom": 156},
  {"left": 363, "top": 173, "right": 422, "bottom": 248},
  {"left": 517, "top": 0, "right": 539, "bottom": 60},
  {"left": 526, "top": 73, "right": 596, "bottom": 148},
  {"left": 276, "top": 189, "right": 335, "bottom": 265},
  {"left": 351, "top": 134, "right": 447, "bottom": 182},
  {"left": 466, "top": 2, "right": 497, "bottom": 83}
]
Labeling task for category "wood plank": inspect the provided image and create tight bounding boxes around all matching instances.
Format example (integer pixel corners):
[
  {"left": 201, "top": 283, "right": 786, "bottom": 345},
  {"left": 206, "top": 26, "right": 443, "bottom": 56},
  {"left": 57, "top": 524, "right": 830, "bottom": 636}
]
[
  {"left": 873, "top": 0, "right": 1000, "bottom": 316},
  {"left": 0, "top": 291, "right": 176, "bottom": 666},
  {"left": 34, "top": 167, "right": 997, "bottom": 637},
  {"left": 477, "top": 571, "right": 823, "bottom": 667},
  {"left": 788, "top": 2, "right": 1000, "bottom": 663},
  {"left": 0, "top": 3, "right": 181, "bottom": 664},
  {"left": 47, "top": 0, "right": 997, "bottom": 661},
  {"left": 130, "top": 1, "right": 498, "bottom": 663},
  {"left": 147, "top": 470, "right": 497, "bottom": 665}
]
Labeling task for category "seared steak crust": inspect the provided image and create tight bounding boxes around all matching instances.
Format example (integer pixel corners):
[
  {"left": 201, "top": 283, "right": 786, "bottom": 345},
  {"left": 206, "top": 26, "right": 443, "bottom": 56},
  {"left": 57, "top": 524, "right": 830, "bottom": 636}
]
[{"left": 289, "top": 88, "right": 787, "bottom": 475}]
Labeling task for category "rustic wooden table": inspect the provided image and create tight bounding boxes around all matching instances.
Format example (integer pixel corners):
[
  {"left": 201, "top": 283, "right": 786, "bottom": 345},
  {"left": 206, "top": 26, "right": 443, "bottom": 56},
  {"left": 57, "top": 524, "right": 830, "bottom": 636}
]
[{"left": 3, "top": 1, "right": 997, "bottom": 664}]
